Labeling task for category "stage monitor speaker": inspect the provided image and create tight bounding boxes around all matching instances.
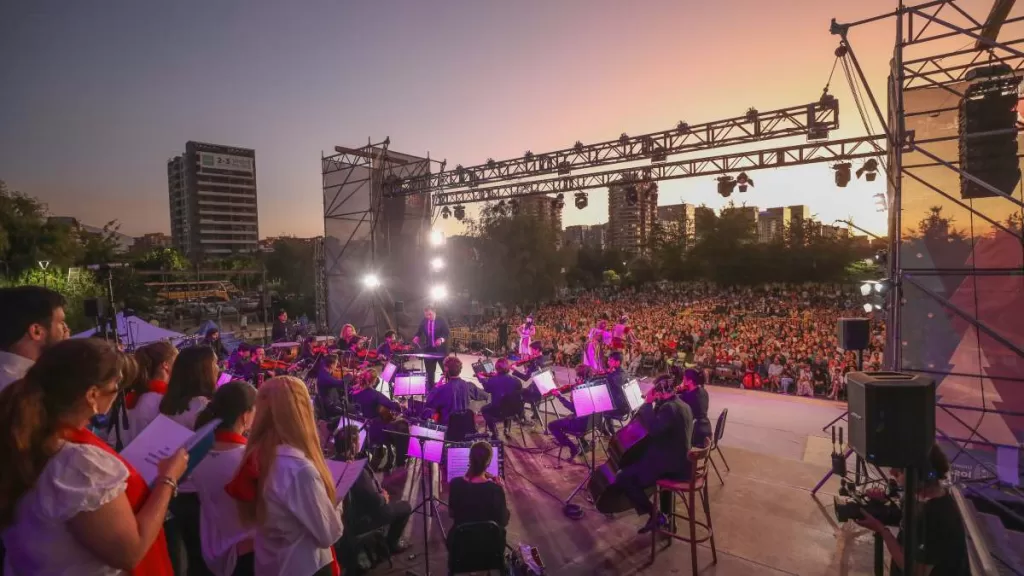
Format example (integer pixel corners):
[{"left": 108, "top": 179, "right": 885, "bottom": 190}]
[
  {"left": 394, "top": 301, "right": 405, "bottom": 313},
  {"left": 837, "top": 318, "right": 870, "bottom": 351},
  {"left": 847, "top": 371, "right": 935, "bottom": 468},
  {"left": 83, "top": 297, "right": 109, "bottom": 319}
]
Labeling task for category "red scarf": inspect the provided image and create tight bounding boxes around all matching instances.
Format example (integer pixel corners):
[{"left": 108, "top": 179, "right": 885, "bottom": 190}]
[
  {"left": 225, "top": 452, "right": 341, "bottom": 576},
  {"left": 124, "top": 380, "right": 168, "bottom": 409},
  {"left": 62, "top": 427, "right": 173, "bottom": 576},
  {"left": 214, "top": 430, "right": 248, "bottom": 445}
]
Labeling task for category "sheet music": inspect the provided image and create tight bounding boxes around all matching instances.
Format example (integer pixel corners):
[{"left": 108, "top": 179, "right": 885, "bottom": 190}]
[
  {"left": 483, "top": 360, "right": 495, "bottom": 373},
  {"left": 623, "top": 379, "right": 644, "bottom": 412},
  {"left": 446, "top": 446, "right": 500, "bottom": 482},
  {"left": 407, "top": 425, "right": 445, "bottom": 463},
  {"left": 216, "top": 372, "right": 232, "bottom": 388},
  {"left": 572, "top": 383, "right": 614, "bottom": 417},
  {"left": 394, "top": 374, "right": 427, "bottom": 396},
  {"left": 380, "top": 362, "right": 398, "bottom": 383},
  {"left": 531, "top": 370, "right": 557, "bottom": 395},
  {"left": 333, "top": 415, "right": 367, "bottom": 450},
  {"left": 325, "top": 458, "right": 368, "bottom": 503},
  {"left": 120, "top": 415, "right": 221, "bottom": 485},
  {"left": 374, "top": 377, "right": 393, "bottom": 400}
]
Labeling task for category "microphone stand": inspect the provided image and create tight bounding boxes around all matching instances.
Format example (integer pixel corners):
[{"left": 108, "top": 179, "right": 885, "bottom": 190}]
[{"left": 388, "top": 427, "right": 450, "bottom": 576}]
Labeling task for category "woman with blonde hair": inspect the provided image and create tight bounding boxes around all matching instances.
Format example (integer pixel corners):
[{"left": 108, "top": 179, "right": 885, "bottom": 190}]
[{"left": 225, "top": 376, "right": 343, "bottom": 576}]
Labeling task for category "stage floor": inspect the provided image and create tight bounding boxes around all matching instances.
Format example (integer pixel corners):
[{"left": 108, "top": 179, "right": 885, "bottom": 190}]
[{"left": 373, "top": 354, "right": 879, "bottom": 575}]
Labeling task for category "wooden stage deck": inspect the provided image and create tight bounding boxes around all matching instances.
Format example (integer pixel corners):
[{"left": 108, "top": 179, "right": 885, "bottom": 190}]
[{"left": 369, "top": 365, "right": 879, "bottom": 575}]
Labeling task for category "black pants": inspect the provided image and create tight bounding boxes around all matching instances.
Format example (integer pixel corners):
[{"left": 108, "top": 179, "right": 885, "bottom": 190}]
[
  {"left": 168, "top": 492, "right": 210, "bottom": 576},
  {"left": 521, "top": 385, "right": 542, "bottom": 420},
  {"left": 617, "top": 464, "right": 655, "bottom": 517},
  {"left": 351, "top": 501, "right": 413, "bottom": 549},
  {"left": 424, "top": 358, "right": 439, "bottom": 390},
  {"left": 548, "top": 416, "right": 589, "bottom": 452},
  {"left": 232, "top": 552, "right": 254, "bottom": 576},
  {"left": 481, "top": 402, "right": 506, "bottom": 437}
]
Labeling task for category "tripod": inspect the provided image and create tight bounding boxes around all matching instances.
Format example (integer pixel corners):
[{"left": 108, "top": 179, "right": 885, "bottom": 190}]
[
  {"left": 390, "top": 429, "right": 448, "bottom": 576},
  {"left": 562, "top": 411, "right": 601, "bottom": 519}
]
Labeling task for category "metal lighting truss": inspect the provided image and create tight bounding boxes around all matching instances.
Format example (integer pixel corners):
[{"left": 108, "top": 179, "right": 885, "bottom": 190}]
[
  {"left": 430, "top": 135, "right": 885, "bottom": 206},
  {"left": 835, "top": 0, "right": 1024, "bottom": 562},
  {"left": 387, "top": 98, "right": 840, "bottom": 196}
]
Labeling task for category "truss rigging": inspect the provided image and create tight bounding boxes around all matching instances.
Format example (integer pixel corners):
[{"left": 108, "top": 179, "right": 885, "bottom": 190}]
[
  {"left": 387, "top": 97, "right": 840, "bottom": 196},
  {"left": 430, "top": 134, "right": 884, "bottom": 206}
]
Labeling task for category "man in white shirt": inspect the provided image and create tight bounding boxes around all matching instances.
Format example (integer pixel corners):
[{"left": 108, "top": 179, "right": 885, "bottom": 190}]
[{"left": 0, "top": 286, "right": 68, "bottom": 391}]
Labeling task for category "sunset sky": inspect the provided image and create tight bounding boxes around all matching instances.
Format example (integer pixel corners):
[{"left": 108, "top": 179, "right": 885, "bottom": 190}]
[{"left": 2, "top": 0, "right": 995, "bottom": 239}]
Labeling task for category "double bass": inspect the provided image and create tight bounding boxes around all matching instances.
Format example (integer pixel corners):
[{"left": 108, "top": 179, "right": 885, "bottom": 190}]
[{"left": 586, "top": 413, "right": 654, "bottom": 514}]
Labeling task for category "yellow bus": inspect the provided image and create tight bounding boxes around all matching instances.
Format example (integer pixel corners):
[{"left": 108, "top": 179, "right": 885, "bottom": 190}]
[{"left": 145, "top": 280, "right": 241, "bottom": 302}]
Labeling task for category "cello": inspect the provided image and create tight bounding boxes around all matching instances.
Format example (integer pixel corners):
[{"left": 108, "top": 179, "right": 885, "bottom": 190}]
[{"left": 585, "top": 414, "right": 654, "bottom": 514}]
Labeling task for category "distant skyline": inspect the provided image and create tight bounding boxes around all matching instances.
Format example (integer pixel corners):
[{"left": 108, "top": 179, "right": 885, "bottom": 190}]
[{"left": 2, "top": 0, "right": 943, "bottom": 238}]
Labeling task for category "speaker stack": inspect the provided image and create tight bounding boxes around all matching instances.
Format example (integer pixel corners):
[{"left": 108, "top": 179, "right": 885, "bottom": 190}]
[{"left": 846, "top": 371, "right": 935, "bottom": 468}]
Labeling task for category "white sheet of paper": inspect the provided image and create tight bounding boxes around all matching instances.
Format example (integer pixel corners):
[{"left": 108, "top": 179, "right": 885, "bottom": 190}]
[
  {"left": 572, "top": 383, "right": 614, "bottom": 417},
  {"left": 119, "top": 415, "right": 197, "bottom": 485},
  {"left": 325, "top": 458, "right": 368, "bottom": 502},
  {"left": 446, "top": 446, "right": 499, "bottom": 483},
  {"left": 531, "top": 370, "right": 557, "bottom": 395},
  {"left": 394, "top": 374, "right": 427, "bottom": 396},
  {"left": 334, "top": 415, "right": 367, "bottom": 451},
  {"left": 407, "top": 425, "right": 445, "bottom": 462},
  {"left": 380, "top": 362, "right": 398, "bottom": 383},
  {"left": 623, "top": 379, "right": 644, "bottom": 412}
]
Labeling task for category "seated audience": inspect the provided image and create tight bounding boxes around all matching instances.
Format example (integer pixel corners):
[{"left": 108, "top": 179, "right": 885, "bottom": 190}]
[
  {"left": 226, "top": 376, "right": 344, "bottom": 576},
  {"left": 190, "top": 381, "right": 258, "bottom": 576},
  {"left": 0, "top": 338, "right": 187, "bottom": 575}
]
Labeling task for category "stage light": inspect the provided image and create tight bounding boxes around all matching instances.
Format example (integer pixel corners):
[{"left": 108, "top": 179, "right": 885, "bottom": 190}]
[
  {"left": 430, "top": 257, "right": 445, "bottom": 271},
  {"left": 574, "top": 192, "right": 588, "bottom": 210},
  {"left": 362, "top": 274, "right": 381, "bottom": 289},
  {"left": 441, "top": 206, "right": 451, "bottom": 219},
  {"left": 736, "top": 172, "right": 754, "bottom": 193},
  {"left": 429, "top": 229, "right": 445, "bottom": 246},
  {"left": 863, "top": 303, "right": 878, "bottom": 313},
  {"left": 833, "top": 162, "right": 852, "bottom": 187},
  {"left": 856, "top": 159, "right": 879, "bottom": 182},
  {"left": 717, "top": 175, "right": 736, "bottom": 198},
  {"left": 430, "top": 284, "right": 448, "bottom": 301},
  {"left": 453, "top": 205, "right": 466, "bottom": 220},
  {"left": 860, "top": 281, "right": 876, "bottom": 297}
]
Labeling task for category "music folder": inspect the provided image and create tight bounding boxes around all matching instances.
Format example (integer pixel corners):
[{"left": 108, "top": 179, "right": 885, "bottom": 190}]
[
  {"left": 325, "top": 458, "right": 368, "bottom": 504},
  {"left": 623, "top": 379, "right": 644, "bottom": 412},
  {"left": 407, "top": 424, "right": 446, "bottom": 463},
  {"left": 572, "top": 382, "right": 614, "bottom": 417},
  {"left": 530, "top": 370, "right": 557, "bottom": 396},
  {"left": 446, "top": 444, "right": 500, "bottom": 483},
  {"left": 380, "top": 361, "right": 398, "bottom": 384},
  {"left": 333, "top": 415, "right": 367, "bottom": 451},
  {"left": 482, "top": 360, "right": 495, "bottom": 374},
  {"left": 119, "top": 415, "right": 222, "bottom": 485},
  {"left": 393, "top": 373, "right": 427, "bottom": 396}
]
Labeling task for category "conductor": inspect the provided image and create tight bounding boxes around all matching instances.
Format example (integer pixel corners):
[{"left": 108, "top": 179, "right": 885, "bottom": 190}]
[{"left": 412, "top": 305, "right": 449, "bottom": 390}]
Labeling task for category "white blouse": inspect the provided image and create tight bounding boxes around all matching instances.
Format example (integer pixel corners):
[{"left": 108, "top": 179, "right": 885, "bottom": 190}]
[
  {"left": 255, "top": 445, "right": 343, "bottom": 576},
  {"left": 165, "top": 396, "right": 211, "bottom": 430},
  {"left": 191, "top": 445, "right": 254, "bottom": 576},
  {"left": 108, "top": 391, "right": 163, "bottom": 449},
  {"left": 2, "top": 443, "right": 129, "bottom": 576}
]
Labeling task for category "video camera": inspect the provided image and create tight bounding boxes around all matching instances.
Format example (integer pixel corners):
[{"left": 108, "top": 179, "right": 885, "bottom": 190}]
[
  {"left": 833, "top": 487, "right": 902, "bottom": 526},
  {"left": 827, "top": 424, "right": 903, "bottom": 527}
]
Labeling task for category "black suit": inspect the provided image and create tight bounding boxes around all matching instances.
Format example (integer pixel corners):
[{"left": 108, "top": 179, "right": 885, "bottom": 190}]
[
  {"left": 511, "top": 357, "right": 546, "bottom": 421},
  {"left": 342, "top": 466, "right": 412, "bottom": 550},
  {"left": 271, "top": 320, "right": 289, "bottom": 342},
  {"left": 425, "top": 377, "right": 486, "bottom": 425},
  {"left": 479, "top": 373, "right": 523, "bottom": 437},
  {"left": 600, "top": 368, "right": 630, "bottom": 435},
  {"left": 414, "top": 316, "right": 450, "bottom": 389},
  {"left": 616, "top": 396, "right": 694, "bottom": 516},
  {"left": 680, "top": 386, "right": 712, "bottom": 447}
]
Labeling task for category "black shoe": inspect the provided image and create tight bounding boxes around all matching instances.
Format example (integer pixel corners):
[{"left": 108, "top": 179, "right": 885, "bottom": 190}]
[
  {"left": 579, "top": 438, "right": 591, "bottom": 452},
  {"left": 567, "top": 443, "right": 580, "bottom": 461},
  {"left": 638, "top": 513, "right": 668, "bottom": 535}
]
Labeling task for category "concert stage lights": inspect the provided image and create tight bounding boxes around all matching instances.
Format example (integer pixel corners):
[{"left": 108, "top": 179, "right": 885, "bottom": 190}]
[
  {"left": 430, "top": 284, "right": 448, "bottom": 301},
  {"left": 430, "top": 257, "right": 445, "bottom": 271},
  {"left": 429, "top": 229, "right": 445, "bottom": 246},
  {"left": 454, "top": 205, "right": 466, "bottom": 220},
  {"left": 863, "top": 303, "right": 883, "bottom": 313},
  {"left": 441, "top": 206, "right": 451, "bottom": 219},
  {"left": 574, "top": 192, "right": 588, "bottom": 210},
  {"left": 833, "top": 162, "right": 852, "bottom": 187},
  {"left": 363, "top": 274, "right": 381, "bottom": 289},
  {"left": 736, "top": 172, "right": 754, "bottom": 193},
  {"left": 717, "top": 175, "right": 736, "bottom": 198},
  {"left": 856, "top": 159, "right": 879, "bottom": 182}
]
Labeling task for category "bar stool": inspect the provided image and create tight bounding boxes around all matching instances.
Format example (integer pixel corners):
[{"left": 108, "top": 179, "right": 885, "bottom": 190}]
[{"left": 649, "top": 441, "right": 717, "bottom": 574}]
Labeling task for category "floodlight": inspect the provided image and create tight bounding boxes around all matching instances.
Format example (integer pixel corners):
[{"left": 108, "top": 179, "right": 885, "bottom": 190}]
[
  {"left": 441, "top": 206, "right": 451, "bottom": 219},
  {"left": 430, "top": 284, "right": 448, "bottom": 300},
  {"left": 834, "top": 162, "right": 852, "bottom": 187},
  {"left": 430, "top": 257, "right": 445, "bottom": 271},
  {"left": 429, "top": 229, "right": 444, "bottom": 246},
  {"left": 575, "top": 192, "right": 588, "bottom": 209},
  {"left": 363, "top": 274, "right": 381, "bottom": 289}
]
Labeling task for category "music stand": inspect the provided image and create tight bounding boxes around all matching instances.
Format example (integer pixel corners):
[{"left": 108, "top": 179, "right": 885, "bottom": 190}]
[
  {"left": 562, "top": 379, "right": 616, "bottom": 519},
  {"left": 389, "top": 423, "right": 448, "bottom": 576}
]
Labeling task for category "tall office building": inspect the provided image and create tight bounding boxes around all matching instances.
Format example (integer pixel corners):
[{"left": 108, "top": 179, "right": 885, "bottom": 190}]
[
  {"left": 757, "top": 206, "right": 792, "bottom": 243},
  {"left": 721, "top": 205, "right": 759, "bottom": 242},
  {"left": 657, "top": 203, "right": 697, "bottom": 249},
  {"left": 787, "top": 204, "right": 811, "bottom": 245},
  {"left": 607, "top": 180, "right": 658, "bottom": 258},
  {"left": 168, "top": 141, "right": 259, "bottom": 260},
  {"left": 693, "top": 206, "right": 716, "bottom": 242},
  {"left": 563, "top": 224, "right": 606, "bottom": 250},
  {"left": 518, "top": 194, "right": 564, "bottom": 244}
]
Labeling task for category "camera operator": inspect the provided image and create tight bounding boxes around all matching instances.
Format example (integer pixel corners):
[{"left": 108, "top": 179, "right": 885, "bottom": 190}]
[{"left": 856, "top": 444, "right": 969, "bottom": 576}]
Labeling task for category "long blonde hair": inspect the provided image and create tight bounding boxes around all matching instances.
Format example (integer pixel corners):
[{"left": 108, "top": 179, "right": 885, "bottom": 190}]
[{"left": 237, "top": 376, "right": 335, "bottom": 525}]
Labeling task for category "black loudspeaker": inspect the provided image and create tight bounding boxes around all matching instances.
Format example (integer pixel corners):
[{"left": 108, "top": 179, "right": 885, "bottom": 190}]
[
  {"left": 847, "top": 372, "right": 935, "bottom": 468},
  {"left": 394, "top": 301, "right": 405, "bottom": 313},
  {"left": 837, "top": 318, "right": 870, "bottom": 351},
  {"left": 83, "top": 297, "right": 108, "bottom": 319}
]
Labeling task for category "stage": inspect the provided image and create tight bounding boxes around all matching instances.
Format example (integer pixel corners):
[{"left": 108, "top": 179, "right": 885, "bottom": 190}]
[{"left": 374, "top": 354, "right": 879, "bottom": 575}]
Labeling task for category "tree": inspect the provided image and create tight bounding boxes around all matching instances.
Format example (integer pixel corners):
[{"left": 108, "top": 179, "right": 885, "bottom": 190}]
[
  {"left": 0, "top": 180, "right": 81, "bottom": 275},
  {"left": 469, "top": 203, "right": 563, "bottom": 305},
  {"left": 134, "top": 247, "right": 189, "bottom": 272}
]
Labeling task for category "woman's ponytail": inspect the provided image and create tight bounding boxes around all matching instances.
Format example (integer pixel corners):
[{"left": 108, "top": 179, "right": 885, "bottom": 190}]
[{"left": 195, "top": 380, "right": 257, "bottom": 431}]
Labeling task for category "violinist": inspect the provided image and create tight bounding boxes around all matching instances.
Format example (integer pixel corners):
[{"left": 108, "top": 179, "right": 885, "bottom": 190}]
[
  {"left": 676, "top": 367, "right": 712, "bottom": 447},
  {"left": 613, "top": 375, "right": 694, "bottom": 535},
  {"left": 376, "top": 330, "right": 398, "bottom": 360},
  {"left": 228, "top": 343, "right": 259, "bottom": 382},
  {"left": 547, "top": 365, "right": 595, "bottom": 461},
  {"left": 299, "top": 336, "right": 320, "bottom": 362},
  {"left": 350, "top": 368, "right": 403, "bottom": 453},
  {"left": 337, "top": 324, "right": 364, "bottom": 354},
  {"left": 477, "top": 358, "right": 524, "bottom": 440},
  {"left": 511, "top": 341, "right": 545, "bottom": 423},
  {"left": 425, "top": 356, "right": 486, "bottom": 425},
  {"left": 599, "top": 351, "right": 630, "bottom": 436},
  {"left": 316, "top": 353, "right": 349, "bottom": 419}
]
